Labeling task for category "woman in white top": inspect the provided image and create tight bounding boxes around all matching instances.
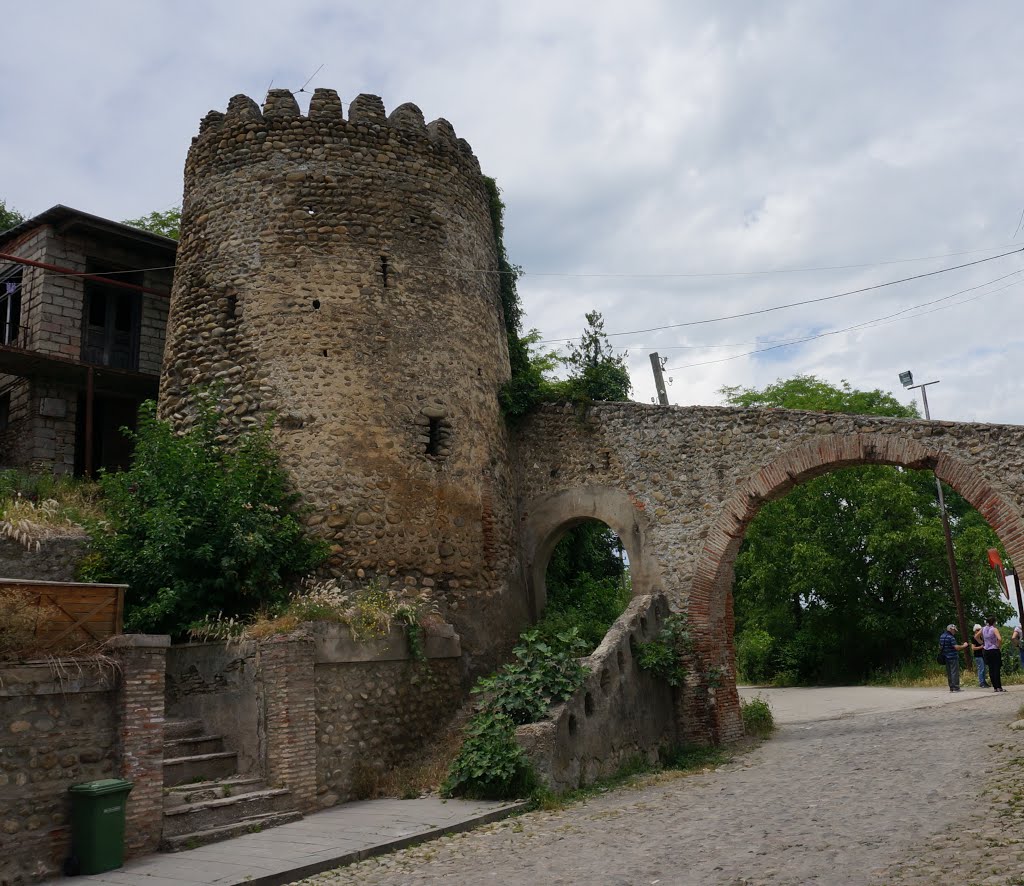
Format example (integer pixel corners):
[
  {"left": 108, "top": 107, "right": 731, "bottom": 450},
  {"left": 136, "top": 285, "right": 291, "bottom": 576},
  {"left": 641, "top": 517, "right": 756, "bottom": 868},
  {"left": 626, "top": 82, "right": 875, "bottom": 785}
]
[{"left": 982, "top": 616, "right": 1006, "bottom": 692}]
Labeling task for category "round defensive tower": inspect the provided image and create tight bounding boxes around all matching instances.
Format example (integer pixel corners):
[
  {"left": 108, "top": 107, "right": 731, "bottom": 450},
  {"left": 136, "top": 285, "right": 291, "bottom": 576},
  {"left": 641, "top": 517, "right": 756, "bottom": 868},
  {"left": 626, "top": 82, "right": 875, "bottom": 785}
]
[{"left": 160, "top": 88, "right": 527, "bottom": 664}]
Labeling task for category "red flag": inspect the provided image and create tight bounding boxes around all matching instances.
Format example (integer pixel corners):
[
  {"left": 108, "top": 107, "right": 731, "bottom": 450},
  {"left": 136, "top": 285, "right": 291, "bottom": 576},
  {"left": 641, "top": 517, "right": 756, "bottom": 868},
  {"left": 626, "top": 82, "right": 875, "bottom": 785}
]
[{"left": 988, "top": 548, "right": 1010, "bottom": 599}]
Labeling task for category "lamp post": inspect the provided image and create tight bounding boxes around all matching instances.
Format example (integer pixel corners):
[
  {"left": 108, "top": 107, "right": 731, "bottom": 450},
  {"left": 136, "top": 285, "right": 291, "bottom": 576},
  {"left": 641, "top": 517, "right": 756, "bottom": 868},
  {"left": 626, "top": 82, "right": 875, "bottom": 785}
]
[{"left": 900, "top": 371, "right": 970, "bottom": 667}]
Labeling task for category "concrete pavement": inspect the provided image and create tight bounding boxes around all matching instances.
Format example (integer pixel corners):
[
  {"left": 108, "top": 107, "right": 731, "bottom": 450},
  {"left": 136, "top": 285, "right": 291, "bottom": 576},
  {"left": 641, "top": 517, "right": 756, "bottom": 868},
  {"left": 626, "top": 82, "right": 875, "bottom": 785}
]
[
  {"left": 739, "top": 680, "right": 1017, "bottom": 724},
  {"left": 44, "top": 796, "right": 526, "bottom": 886}
]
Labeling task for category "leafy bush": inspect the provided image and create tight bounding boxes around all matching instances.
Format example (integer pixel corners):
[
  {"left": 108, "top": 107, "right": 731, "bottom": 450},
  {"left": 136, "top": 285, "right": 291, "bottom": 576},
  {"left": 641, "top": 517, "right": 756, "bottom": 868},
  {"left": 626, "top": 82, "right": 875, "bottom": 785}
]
[
  {"left": 537, "top": 576, "right": 631, "bottom": 652},
  {"left": 735, "top": 628, "right": 776, "bottom": 684},
  {"left": 740, "top": 697, "right": 775, "bottom": 737},
  {"left": 441, "top": 714, "right": 536, "bottom": 800},
  {"left": 443, "top": 629, "right": 589, "bottom": 799},
  {"left": 636, "top": 612, "right": 693, "bottom": 687},
  {"left": 81, "top": 398, "right": 327, "bottom": 637}
]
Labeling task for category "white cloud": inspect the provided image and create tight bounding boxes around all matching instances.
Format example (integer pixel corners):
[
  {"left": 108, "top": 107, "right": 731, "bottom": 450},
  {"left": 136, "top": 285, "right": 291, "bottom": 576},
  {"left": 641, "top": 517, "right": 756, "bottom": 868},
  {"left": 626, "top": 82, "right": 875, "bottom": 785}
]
[{"left": 3, "top": 0, "right": 1024, "bottom": 422}]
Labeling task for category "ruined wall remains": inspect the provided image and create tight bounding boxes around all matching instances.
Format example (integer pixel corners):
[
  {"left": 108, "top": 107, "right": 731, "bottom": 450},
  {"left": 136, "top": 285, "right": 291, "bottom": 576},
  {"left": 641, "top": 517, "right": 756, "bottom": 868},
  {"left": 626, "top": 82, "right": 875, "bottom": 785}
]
[
  {"left": 516, "top": 594, "right": 678, "bottom": 792},
  {"left": 160, "top": 89, "right": 528, "bottom": 669}
]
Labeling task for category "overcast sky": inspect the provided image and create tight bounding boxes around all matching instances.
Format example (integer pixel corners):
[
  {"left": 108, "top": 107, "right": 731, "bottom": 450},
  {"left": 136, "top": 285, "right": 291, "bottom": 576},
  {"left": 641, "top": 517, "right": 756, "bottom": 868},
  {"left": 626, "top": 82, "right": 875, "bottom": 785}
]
[{"left": 3, "top": 1, "right": 1023, "bottom": 423}]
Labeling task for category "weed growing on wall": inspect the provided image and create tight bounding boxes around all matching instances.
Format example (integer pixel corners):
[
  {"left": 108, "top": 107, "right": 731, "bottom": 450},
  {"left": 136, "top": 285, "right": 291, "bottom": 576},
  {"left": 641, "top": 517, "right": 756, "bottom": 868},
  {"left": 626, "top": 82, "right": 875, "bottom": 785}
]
[
  {"left": 443, "top": 628, "right": 589, "bottom": 799},
  {"left": 187, "top": 579, "right": 439, "bottom": 663},
  {"left": 81, "top": 398, "right": 327, "bottom": 637},
  {"left": 635, "top": 612, "right": 693, "bottom": 687}
]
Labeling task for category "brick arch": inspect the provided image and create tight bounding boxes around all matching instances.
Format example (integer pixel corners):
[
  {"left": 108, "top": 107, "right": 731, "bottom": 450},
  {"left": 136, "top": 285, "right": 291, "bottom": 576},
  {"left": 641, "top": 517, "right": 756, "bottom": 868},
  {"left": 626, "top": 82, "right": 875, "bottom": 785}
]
[
  {"left": 519, "top": 486, "right": 664, "bottom": 620},
  {"left": 688, "top": 432, "right": 1024, "bottom": 741}
]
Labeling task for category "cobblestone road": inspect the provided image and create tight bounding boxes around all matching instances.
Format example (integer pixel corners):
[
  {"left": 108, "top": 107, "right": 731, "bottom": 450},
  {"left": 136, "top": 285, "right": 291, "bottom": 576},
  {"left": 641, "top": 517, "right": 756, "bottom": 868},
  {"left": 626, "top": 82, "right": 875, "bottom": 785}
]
[{"left": 303, "top": 690, "right": 1024, "bottom": 885}]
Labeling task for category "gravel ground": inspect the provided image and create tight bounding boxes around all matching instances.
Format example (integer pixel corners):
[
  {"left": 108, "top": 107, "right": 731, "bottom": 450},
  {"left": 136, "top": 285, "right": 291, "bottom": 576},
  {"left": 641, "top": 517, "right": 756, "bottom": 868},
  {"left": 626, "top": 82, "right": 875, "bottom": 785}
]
[{"left": 301, "top": 690, "right": 1024, "bottom": 886}]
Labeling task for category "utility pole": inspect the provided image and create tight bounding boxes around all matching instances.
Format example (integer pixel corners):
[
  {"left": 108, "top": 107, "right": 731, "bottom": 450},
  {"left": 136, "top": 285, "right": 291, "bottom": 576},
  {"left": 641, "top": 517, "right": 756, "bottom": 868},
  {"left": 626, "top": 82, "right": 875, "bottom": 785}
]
[
  {"left": 649, "top": 353, "right": 669, "bottom": 406},
  {"left": 900, "top": 372, "right": 970, "bottom": 667}
]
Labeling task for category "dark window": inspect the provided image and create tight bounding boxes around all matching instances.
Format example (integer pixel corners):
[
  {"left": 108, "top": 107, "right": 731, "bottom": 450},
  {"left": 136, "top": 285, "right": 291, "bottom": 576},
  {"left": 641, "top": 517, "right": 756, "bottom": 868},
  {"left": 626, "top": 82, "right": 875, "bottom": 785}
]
[
  {"left": 426, "top": 417, "right": 441, "bottom": 455},
  {"left": 0, "top": 267, "right": 22, "bottom": 345},
  {"left": 82, "top": 263, "right": 142, "bottom": 370},
  {"left": 0, "top": 392, "right": 9, "bottom": 431}
]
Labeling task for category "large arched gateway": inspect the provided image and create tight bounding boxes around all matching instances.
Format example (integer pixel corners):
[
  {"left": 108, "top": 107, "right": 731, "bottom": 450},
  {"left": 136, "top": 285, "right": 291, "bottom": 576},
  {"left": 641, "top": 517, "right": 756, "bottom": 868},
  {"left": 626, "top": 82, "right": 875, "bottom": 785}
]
[{"left": 515, "top": 402, "right": 1024, "bottom": 745}]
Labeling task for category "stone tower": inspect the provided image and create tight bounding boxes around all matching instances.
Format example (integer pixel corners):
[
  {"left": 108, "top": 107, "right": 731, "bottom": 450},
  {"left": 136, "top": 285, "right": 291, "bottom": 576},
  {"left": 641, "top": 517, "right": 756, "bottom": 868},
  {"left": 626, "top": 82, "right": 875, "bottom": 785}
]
[{"left": 160, "top": 89, "right": 527, "bottom": 664}]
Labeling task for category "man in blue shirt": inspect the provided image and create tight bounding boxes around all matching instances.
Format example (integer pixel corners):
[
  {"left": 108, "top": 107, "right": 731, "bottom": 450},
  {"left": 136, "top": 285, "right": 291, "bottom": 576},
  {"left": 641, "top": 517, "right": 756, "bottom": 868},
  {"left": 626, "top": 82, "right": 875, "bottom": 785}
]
[{"left": 939, "top": 624, "right": 969, "bottom": 692}]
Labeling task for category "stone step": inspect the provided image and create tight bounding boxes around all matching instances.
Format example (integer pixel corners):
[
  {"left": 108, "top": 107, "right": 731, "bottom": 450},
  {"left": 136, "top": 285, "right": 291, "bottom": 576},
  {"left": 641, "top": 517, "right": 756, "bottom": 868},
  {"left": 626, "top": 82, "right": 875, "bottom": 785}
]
[
  {"left": 163, "top": 734, "right": 225, "bottom": 758},
  {"left": 162, "top": 787, "right": 294, "bottom": 838},
  {"left": 164, "top": 718, "right": 204, "bottom": 740},
  {"left": 164, "top": 776, "right": 265, "bottom": 808},
  {"left": 163, "top": 751, "right": 238, "bottom": 787},
  {"left": 161, "top": 810, "right": 304, "bottom": 852}
]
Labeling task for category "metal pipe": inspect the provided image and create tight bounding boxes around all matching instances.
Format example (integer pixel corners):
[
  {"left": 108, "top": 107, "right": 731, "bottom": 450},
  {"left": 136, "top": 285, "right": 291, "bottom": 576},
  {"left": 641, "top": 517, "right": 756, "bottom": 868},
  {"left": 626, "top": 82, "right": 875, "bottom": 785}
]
[
  {"left": 0, "top": 252, "right": 168, "bottom": 297},
  {"left": 914, "top": 381, "right": 970, "bottom": 668},
  {"left": 84, "top": 366, "right": 95, "bottom": 477}
]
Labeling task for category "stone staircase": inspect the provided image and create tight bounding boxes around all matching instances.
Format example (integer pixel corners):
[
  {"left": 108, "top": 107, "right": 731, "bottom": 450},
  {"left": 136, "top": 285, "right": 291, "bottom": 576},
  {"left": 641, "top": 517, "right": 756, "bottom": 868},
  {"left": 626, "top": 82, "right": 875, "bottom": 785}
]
[{"left": 162, "top": 717, "right": 302, "bottom": 850}]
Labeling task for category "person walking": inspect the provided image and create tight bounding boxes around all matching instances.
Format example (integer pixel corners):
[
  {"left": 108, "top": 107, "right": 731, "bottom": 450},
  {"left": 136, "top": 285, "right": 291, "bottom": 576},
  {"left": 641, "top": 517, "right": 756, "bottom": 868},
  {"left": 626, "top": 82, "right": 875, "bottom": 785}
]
[
  {"left": 982, "top": 616, "right": 1006, "bottom": 693},
  {"left": 1013, "top": 624, "right": 1024, "bottom": 672},
  {"left": 971, "top": 624, "right": 989, "bottom": 688},
  {"left": 939, "top": 624, "right": 969, "bottom": 692}
]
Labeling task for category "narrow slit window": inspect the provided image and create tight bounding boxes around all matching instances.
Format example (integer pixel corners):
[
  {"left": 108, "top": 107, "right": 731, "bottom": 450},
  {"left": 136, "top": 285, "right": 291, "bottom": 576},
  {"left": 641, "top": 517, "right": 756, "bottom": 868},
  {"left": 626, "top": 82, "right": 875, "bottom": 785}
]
[
  {"left": 426, "top": 417, "right": 441, "bottom": 455},
  {"left": 380, "top": 256, "right": 389, "bottom": 288}
]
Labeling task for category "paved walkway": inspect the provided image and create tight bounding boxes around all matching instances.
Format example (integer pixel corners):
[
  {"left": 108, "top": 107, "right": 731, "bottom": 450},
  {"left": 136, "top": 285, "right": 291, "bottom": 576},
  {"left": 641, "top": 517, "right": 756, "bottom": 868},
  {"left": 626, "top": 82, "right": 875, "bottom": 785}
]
[
  {"left": 300, "top": 685, "right": 1024, "bottom": 885},
  {"left": 51, "top": 684, "right": 1021, "bottom": 886},
  {"left": 738, "top": 681, "right": 1001, "bottom": 723},
  {"left": 46, "top": 797, "right": 525, "bottom": 886}
]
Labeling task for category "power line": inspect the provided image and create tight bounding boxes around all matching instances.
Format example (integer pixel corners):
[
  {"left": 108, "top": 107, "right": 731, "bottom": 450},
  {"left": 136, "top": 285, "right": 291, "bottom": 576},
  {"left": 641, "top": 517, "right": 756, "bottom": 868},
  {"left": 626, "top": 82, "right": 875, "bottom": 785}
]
[
  {"left": 538, "top": 246, "right": 1024, "bottom": 344},
  {"left": 517, "top": 243, "right": 1019, "bottom": 279},
  {"left": 662, "top": 269, "right": 1024, "bottom": 371}
]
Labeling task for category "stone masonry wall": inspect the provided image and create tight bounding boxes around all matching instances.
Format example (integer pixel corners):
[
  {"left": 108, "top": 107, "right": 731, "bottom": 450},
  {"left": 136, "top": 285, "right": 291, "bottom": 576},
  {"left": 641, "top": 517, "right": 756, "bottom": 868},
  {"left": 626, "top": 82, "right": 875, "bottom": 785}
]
[
  {"left": 514, "top": 402, "right": 1024, "bottom": 742},
  {"left": 166, "top": 623, "right": 464, "bottom": 812},
  {"left": 0, "top": 638, "right": 167, "bottom": 885},
  {"left": 516, "top": 594, "right": 677, "bottom": 793},
  {"left": 315, "top": 657, "right": 461, "bottom": 807},
  {"left": 0, "top": 664, "right": 118, "bottom": 885},
  {"left": 0, "top": 536, "right": 88, "bottom": 582},
  {"left": 159, "top": 89, "right": 529, "bottom": 673}
]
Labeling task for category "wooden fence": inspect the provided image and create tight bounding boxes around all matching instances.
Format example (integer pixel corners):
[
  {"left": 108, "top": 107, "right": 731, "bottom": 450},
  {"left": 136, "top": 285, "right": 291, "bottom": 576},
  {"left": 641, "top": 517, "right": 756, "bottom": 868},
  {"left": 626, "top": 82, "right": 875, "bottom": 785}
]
[{"left": 0, "top": 579, "right": 126, "bottom": 649}]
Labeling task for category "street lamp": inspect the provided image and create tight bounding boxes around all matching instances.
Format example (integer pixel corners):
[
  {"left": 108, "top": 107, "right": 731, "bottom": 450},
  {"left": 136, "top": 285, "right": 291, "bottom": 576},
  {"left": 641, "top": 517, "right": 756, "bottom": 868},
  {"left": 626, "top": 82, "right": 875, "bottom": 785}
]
[{"left": 900, "top": 371, "right": 969, "bottom": 661}]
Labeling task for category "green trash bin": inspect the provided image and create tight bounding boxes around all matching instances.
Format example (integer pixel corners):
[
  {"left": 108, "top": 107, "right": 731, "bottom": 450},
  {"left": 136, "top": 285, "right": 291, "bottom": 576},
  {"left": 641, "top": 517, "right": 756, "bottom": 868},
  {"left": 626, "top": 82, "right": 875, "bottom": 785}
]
[{"left": 69, "top": 778, "right": 133, "bottom": 874}]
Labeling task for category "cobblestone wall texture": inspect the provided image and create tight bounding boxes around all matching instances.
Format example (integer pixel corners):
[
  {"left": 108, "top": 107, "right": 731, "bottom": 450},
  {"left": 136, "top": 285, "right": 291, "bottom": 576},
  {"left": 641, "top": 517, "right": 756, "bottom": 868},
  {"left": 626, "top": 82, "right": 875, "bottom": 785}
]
[
  {"left": 514, "top": 402, "right": 1024, "bottom": 741},
  {"left": 315, "top": 657, "right": 461, "bottom": 807},
  {"left": 160, "top": 89, "right": 528, "bottom": 669},
  {"left": 0, "top": 664, "right": 118, "bottom": 885}
]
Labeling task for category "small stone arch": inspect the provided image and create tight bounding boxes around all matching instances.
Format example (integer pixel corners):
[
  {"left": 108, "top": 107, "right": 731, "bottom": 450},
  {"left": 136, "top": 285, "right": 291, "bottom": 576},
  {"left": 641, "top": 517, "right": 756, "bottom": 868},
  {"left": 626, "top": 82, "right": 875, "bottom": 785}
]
[
  {"left": 688, "top": 431, "right": 1024, "bottom": 741},
  {"left": 519, "top": 486, "right": 664, "bottom": 620}
]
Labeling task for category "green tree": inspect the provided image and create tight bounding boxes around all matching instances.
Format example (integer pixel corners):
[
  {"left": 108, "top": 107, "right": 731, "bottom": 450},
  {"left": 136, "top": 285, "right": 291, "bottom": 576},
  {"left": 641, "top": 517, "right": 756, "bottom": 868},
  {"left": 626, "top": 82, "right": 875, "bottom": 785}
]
[
  {"left": 121, "top": 206, "right": 181, "bottom": 240},
  {"left": 81, "top": 398, "right": 326, "bottom": 636},
  {"left": 0, "top": 199, "right": 25, "bottom": 232},
  {"left": 561, "top": 310, "right": 632, "bottom": 403},
  {"left": 724, "top": 375, "right": 1011, "bottom": 683}
]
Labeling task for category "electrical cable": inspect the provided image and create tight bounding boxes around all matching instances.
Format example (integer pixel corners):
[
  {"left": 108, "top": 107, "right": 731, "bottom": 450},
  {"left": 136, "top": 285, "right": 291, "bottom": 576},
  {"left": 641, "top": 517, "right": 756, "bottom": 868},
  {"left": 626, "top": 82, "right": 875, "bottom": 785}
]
[
  {"left": 662, "top": 269, "right": 1024, "bottom": 371},
  {"left": 538, "top": 246, "right": 1024, "bottom": 344}
]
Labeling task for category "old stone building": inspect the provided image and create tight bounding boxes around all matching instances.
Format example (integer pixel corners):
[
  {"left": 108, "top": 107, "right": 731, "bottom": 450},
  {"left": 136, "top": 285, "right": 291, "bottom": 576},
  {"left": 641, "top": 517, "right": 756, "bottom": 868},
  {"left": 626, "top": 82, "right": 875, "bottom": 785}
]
[
  {"left": 160, "top": 88, "right": 528, "bottom": 668},
  {"left": 0, "top": 207, "right": 174, "bottom": 474}
]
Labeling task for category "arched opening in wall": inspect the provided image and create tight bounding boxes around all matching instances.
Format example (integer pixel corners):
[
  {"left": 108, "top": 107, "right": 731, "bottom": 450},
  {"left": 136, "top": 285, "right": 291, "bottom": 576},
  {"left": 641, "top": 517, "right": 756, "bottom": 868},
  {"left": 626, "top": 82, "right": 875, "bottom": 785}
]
[
  {"left": 730, "top": 461, "right": 1014, "bottom": 689},
  {"left": 539, "top": 519, "right": 632, "bottom": 654}
]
